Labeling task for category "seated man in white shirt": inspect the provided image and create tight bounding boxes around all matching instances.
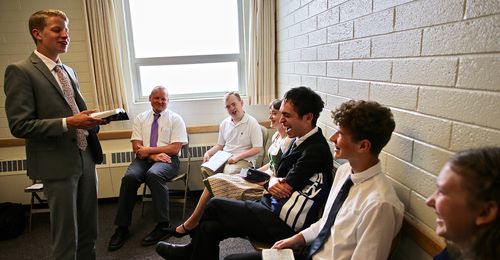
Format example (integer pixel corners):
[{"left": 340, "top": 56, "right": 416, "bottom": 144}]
[
  {"left": 226, "top": 100, "right": 404, "bottom": 260},
  {"left": 202, "top": 91, "right": 263, "bottom": 176}
]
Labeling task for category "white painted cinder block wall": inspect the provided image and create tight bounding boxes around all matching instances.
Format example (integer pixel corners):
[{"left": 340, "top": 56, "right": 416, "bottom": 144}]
[{"left": 276, "top": 0, "right": 499, "bottom": 259}]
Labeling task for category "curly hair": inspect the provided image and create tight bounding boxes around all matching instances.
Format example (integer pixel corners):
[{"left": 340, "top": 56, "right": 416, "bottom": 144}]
[
  {"left": 29, "top": 9, "right": 68, "bottom": 45},
  {"left": 332, "top": 100, "right": 395, "bottom": 155},
  {"left": 283, "top": 86, "right": 324, "bottom": 126},
  {"left": 449, "top": 147, "right": 500, "bottom": 259}
]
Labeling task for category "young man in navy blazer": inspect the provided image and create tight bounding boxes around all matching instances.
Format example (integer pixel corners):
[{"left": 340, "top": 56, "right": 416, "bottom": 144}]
[{"left": 156, "top": 86, "right": 334, "bottom": 260}]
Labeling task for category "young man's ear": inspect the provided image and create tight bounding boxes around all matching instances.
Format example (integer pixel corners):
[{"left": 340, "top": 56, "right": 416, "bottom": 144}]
[
  {"left": 32, "top": 29, "right": 42, "bottom": 42},
  {"left": 476, "top": 201, "right": 498, "bottom": 226},
  {"left": 358, "top": 139, "right": 372, "bottom": 153},
  {"left": 303, "top": 112, "right": 313, "bottom": 123}
]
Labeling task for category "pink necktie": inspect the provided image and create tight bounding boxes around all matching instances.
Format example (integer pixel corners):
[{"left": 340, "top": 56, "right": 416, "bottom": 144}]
[
  {"left": 150, "top": 113, "right": 160, "bottom": 147},
  {"left": 54, "top": 65, "right": 88, "bottom": 151}
]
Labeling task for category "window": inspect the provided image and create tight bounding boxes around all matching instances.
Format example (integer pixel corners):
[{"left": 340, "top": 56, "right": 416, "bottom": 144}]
[{"left": 124, "top": 0, "right": 245, "bottom": 101}]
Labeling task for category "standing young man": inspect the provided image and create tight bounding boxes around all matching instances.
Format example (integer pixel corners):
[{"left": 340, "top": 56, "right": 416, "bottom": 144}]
[
  {"left": 156, "top": 86, "right": 333, "bottom": 260},
  {"left": 4, "top": 10, "right": 104, "bottom": 260},
  {"left": 108, "top": 86, "right": 188, "bottom": 250}
]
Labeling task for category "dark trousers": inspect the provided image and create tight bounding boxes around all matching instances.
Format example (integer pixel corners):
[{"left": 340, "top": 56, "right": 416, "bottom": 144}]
[
  {"left": 114, "top": 157, "right": 180, "bottom": 226},
  {"left": 189, "top": 197, "right": 296, "bottom": 260}
]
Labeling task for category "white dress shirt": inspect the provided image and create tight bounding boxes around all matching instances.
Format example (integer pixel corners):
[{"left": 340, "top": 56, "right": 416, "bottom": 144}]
[
  {"left": 300, "top": 161, "right": 404, "bottom": 260},
  {"left": 131, "top": 109, "right": 188, "bottom": 156}
]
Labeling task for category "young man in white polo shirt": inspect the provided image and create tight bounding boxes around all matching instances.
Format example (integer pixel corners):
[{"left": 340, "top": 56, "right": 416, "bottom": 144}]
[{"left": 203, "top": 91, "right": 263, "bottom": 175}]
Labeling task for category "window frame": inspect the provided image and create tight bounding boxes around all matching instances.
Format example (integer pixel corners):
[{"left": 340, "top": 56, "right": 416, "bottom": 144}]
[{"left": 123, "top": 0, "right": 246, "bottom": 102}]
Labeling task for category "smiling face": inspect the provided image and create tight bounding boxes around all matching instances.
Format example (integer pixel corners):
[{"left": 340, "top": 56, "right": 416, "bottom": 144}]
[
  {"left": 33, "top": 15, "right": 69, "bottom": 61},
  {"left": 329, "top": 126, "right": 359, "bottom": 160},
  {"left": 279, "top": 100, "right": 312, "bottom": 138},
  {"left": 426, "top": 163, "right": 481, "bottom": 245},
  {"left": 225, "top": 94, "right": 244, "bottom": 121},
  {"left": 149, "top": 88, "right": 169, "bottom": 114},
  {"left": 269, "top": 106, "right": 282, "bottom": 130}
]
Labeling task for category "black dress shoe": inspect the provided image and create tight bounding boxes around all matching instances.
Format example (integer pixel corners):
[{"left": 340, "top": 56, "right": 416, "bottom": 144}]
[
  {"left": 142, "top": 224, "right": 172, "bottom": 246},
  {"left": 166, "top": 223, "right": 193, "bottom": 238},
  {"left": 108, "top": 227, "right": 130, "bottom": 251},
  {"left": 156, "top": 241, "right": 191, "bottom": 260}
]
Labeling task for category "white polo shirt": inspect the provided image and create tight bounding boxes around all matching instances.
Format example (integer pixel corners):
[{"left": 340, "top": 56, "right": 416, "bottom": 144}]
[{"left": 218, "top": 112, "right": 263, "bottom": 166}]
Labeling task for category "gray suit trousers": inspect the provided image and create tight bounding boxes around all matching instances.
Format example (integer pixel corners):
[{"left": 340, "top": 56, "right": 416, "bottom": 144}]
[
  {"left": 42, "top": 148, "right": 97, "bottom": 260},
  {"left": 114, "top": 157, "right": 180, "bottom": 226}
]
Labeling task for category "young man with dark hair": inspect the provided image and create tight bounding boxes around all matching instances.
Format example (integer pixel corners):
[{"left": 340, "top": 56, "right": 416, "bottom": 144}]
[
  {"left": 234, "top": 100, "right": 404, "bottom": 260},
  {"left": 156, "top": 86, "right": 334, "bottom": 260}
]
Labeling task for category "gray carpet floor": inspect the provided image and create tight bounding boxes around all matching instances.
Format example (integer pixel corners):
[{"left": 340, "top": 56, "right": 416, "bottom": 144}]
[{"left": 0, "top": 194, "right": 256, "bottom": 259}]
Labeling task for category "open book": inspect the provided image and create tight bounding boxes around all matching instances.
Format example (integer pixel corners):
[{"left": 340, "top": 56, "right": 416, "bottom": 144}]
[
  {"left": 262, "top": 249, "right": 294, "bottom": 260},
  {"left": 201, "top": 150, "right": 232, "bottom": 173},
  {"left": 91, "top": 108, "right": 129, "bottom": 121}
]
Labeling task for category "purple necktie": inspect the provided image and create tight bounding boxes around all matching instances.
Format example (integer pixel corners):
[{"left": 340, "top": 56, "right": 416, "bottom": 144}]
[
  {"left": 54, "top": 65, "right": 88, "bottom": 151},
  {"left": 150, "top": 113, "right": 160, "bottom": 147}
]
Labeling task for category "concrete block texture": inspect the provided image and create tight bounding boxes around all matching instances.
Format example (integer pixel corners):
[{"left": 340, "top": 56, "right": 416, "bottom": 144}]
[
  {"left": 465, "top": 0, "right": 500, "bottom": 19},
  {"left": 412, "top": 141, "right": 453, "bottom": 175},
  {"left": 422, "top": 15, "right": 500, "bottom": 55},
  {"left": 309, "top": 28, "right": 328, "bottom": 46},
  {"left": 457, "top": 56, "right": 500, "bottom": 91},
  {"left": 309, "top": 0, "right": 328, "bottom": 17},
  {"left": 339, "top": 38, "right": 370, "bottom": 59},
  {"left": 355, "top": 9, "right": 394, "bottom": 38},
  {"left": 338, "top": 79, "right": 369, "bottom": 100},
  {"left": 326, "top": 60, "right": 352, "bottom": 78},
  {"left": 450, "top": 122, "right": 500, "bottom": 151},
  {"left": 317, "top": 43, "right": 339, "bottom": 60},
  {"left": 371, "top": 30, "right": 422, "bottom": 58},
  {"left": 386, "top": 155, "right": 436, "bottom": 198},
  {"left": 340, "top": 0, "right": 372, "bottom": 22},
  {"left": 409, "top": 191, "right": 437, "bottom": 230},
  {"left": 309, "top": 61, "right": 327, "bottom": 75},
  {"left": 373, "top": 0, "right": 413, "bottom": 12},
  {"left": 301, "top": 47, "right": 318, "bottom": 61},
  {"left": 317, "top": 77, "right": 339, "bottom": 94},
  {"left": 392, "top": 58, "right": 458, "bottom": 86},
  {"left": 392, "top": 108, "right": 452, "bottom": 148},
  {"left": 327, "top": 21, "right": 353, "bottom": 43},
  {"left": 317, "top": 7, "right": 340, "bottom": 28},
  {"left": 353, "top": 60, "right": 392, "bottom": 81},
  {"left": 395, "top": 0, "right": 464, "bottom": 31},
  {"left": 384, "top": 132, "right": 414, "bottom": 162},
  {"left": 418, "top": 87, "right": 500, "bottom": 129},
  {"left": 370, "top": 82, "right": 418, "bottom": 110}
]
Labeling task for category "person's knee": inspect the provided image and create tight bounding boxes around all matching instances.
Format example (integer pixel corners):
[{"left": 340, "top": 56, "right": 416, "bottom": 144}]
[{"left": 121, "top": 173, "right": 140, "bottom": 186}]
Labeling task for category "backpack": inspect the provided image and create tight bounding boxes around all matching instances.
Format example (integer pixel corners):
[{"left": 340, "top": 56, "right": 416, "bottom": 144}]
[{"left": 0, "top": 202, "right": 26, "bottom": 240}]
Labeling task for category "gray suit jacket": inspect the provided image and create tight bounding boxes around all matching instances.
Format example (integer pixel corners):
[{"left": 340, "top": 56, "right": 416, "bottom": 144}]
[{"left": 4, "top": 52, "right": 103, "bottom": 180}]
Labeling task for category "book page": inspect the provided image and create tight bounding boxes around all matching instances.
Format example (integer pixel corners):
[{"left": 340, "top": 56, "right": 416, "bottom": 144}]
[
  {"left": 201, "top": 150, "right": 232, "bottom": 172},
  {"left": 90, "top": 108, "right": 129, "bottom": 121},
  {"left": 262, "top": 249, "right": 294, "bottom": 260},
  {"left": 90, "top": 108, "right": 123, "bottom": 119}
]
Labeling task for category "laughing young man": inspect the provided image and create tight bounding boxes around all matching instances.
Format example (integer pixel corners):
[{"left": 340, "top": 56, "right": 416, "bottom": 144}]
[
  {"left": 235, "top": 100, "right": 405, "bottom": 260},
  {"left": 156, "top": 86, "right": 333, "bottom": 260}
]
